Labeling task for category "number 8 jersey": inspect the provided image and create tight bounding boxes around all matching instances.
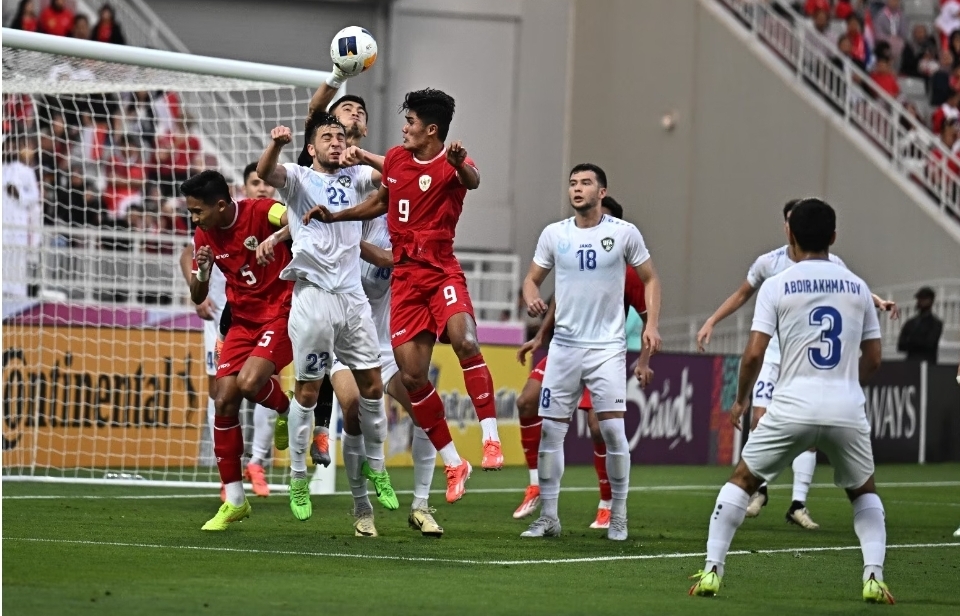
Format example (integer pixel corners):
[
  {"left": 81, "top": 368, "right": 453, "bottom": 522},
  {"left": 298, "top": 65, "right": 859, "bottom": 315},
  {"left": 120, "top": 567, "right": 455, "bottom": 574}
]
[
  {"left": 752, "top": 259, "right": 881, "bottom": 427},
  {"left": 534, "top": 215, "right": 650, "bottom": 350}
]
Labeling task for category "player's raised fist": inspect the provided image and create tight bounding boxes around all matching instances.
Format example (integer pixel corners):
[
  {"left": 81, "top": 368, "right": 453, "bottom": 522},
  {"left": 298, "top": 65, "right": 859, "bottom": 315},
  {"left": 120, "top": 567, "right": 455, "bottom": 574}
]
[
  {"left": 303, "top": 204, "right": 334, "bottom": 225},
  {"left": 341, "top": 145, "right": 364, "bottom": 167},
  {"left": 195, "top": 245, "right": 213, "bottom": 271},
  {"left": 446, "top": 141, "right": 467, "bottom": 168},
  {"left": 271, "top": 126, "right": 292, "bottom": 146}
]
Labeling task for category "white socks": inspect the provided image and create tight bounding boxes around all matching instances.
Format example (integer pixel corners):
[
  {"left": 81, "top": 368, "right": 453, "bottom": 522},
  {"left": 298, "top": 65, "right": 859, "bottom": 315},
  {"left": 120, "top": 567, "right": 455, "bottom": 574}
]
[
  {"left": 342, "top": 432, "right": 371, "bottom": 511},
  {"left": 480, "top": 417, "right": 500, "bottom": 442},
  {"left": 249, "top": 404, "right": 277, "bottom": 466},
  {"left": 599, "top": 417, "right": 630, "bottom": 518},
  {"left": 704, "top": 482, "right": 751, "bottom": 578},
  {"left": 529, "top": 469, "right": 539, "bottom": 486},
  {"left": 287, "top": 399, "right": 314, "bottom": 478},
  {"left": 438, "top": 442, "right": 462, "bottom": 467},
  {"left": 852, "top": 493, "right": 886, "bottom": 582},
  {"left": 224, "top": 481, "right": 245, "bottom": 506},
  {"left": 538, "top": 419, "right": 569, "bottom": 520},
  {"left": 411, "top": 426, "right": 435, "bottom": 509},
  {"left": 358, "top": 396, "right": 387, "bottom": 473},
  {"left": 791, "top": 450, "right": 817, "bottom": 504}
]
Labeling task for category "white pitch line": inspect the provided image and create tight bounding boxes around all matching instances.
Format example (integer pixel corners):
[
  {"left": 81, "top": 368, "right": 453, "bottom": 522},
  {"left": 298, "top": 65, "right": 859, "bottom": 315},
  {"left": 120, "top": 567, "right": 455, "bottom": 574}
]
[
  {"left": 4, "top": 537, "right": 958, "bottom": 566},
  {"left": 4, "top": 480, "right": 959, "bottom": 500}
]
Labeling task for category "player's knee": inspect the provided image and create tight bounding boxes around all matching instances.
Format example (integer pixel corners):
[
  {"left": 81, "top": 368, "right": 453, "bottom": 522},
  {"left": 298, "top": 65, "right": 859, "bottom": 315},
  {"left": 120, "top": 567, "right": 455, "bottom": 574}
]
[
  {"left": 343, "top": 411, "right": 361, "bottom": 436},
  {"left": 517, "top": 389, "right": 539, "bottom": 419},
  {"left": 235, "top": 372, "right": 265, "bottom": 400},
  {"left": 400, "top": 370, "right": 428, "bottom": 393},
  {"left": 453, "top": 338, "right": 481, "bottom": 361},
  {"left": 589, "top": 426, "right": 604, "bottom": 446},
  {"left": 357, "top": 380, "right": 383, "bottom": 401}
]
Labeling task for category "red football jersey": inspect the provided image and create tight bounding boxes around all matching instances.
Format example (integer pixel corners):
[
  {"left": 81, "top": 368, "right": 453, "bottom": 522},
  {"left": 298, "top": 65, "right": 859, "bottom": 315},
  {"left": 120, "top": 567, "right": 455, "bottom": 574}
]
[
  {"left": 381, "top": 145, "right": 475, "bottom": 273},
  {"left": 624, "top": 267, "right": 647, "bottom": 316},
  {"left": 193, "top": 198, "right": 293, "bottom": 324}
]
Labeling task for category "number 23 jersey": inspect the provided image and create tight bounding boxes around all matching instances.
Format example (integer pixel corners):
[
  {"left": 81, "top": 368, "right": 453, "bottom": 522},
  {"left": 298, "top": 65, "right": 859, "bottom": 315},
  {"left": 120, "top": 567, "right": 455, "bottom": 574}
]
[
  {"left": 534, "top": 215, "right": 650, "bottom": 350},
  {"left": 193, "top": 198, "right": 293, "bottom": 324},
  {"left": 381, "top": 145, "right": 475, "bottom": 273}
]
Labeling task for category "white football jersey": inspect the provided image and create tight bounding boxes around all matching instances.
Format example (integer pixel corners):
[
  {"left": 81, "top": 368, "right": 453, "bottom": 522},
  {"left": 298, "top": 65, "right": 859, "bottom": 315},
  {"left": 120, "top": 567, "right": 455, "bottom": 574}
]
[
  {"left": 534, "top": 215, "right": 650, "bottom": 350},
  {"left": 278, "top": 163, "right": 376, "bottom": 294},
  {"left": 208, "top": 265, "right": 227, "bottom": 320},
  {"left": 360, "top": 215, "right": 392, "bottom": 350},
  {"left": 746, "top": 245, "right": 847, "bottom": 365},
  {"left": 752, "top": 259, "right": 881, "bottom": 428}
]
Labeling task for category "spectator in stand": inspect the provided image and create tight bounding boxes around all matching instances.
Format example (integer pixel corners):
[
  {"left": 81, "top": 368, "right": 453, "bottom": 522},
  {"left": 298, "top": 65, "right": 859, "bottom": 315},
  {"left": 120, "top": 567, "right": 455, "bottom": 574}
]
[
  {"left": 897, "top": 287, "right": 944, "bottom": 363},
  {"left": 900, "top": 24, "right": 940, "bottom": 79},
  {"left": 927, "top": 117, "right": 960, "bottom": 199},
  {"left": 932, "top": 77, "right": 960, "bottom": 133},
  {"left": 69, "top": 13, "right": 90, "bottom": 39},
  {"left": 834, "top": 0, "right": 856, "bottom": 20},
  {"left": 937, "top": 1, "right": 960, "bottom": 50},
  {"left": 804, "top": 0, "right": 831, "bottom": 17},
  {"left": 38, "top": 0, "right": 74, "bottom": 37},
  {"left": 874, "top": 0, "right": 906, "bottom": 67},
  {"left": 9, "top": 0, "right": 38, "bottom": 32},
  {"left": 104, "top": 133, "right": 146, "bottom": 219},
  {"left": 92, "top": 4, "right": 125, "bottom": 45},
  {"left": 153, "top": 116, "right": 202, "bottom": 196},
  {"left": 949, "top": 30, "right": 960, "bottom": 70},
  {"left": 114, "top": 91, "right": 157, "bottom": 149},
  {"left": 931, "top": 48, "right": 956, "bottom": 105},
  {"left": 869, "top": 41, "right": 900, "bottom": 98},
  {"left": 845, "top": 13, "right": 872, "bottom": 69}
]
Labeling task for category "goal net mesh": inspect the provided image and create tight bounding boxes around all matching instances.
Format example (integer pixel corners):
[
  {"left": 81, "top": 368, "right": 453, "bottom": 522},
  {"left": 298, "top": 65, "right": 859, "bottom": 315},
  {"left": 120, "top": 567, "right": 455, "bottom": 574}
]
[{"left": 2, "top": 46, "right": 315, "bottom": 486}]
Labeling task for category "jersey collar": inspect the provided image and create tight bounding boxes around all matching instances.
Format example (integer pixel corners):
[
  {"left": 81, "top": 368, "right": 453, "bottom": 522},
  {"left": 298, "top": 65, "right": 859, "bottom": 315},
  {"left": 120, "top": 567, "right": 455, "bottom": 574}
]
[
  {"left": 221, "top": 201, "right": 240, "bottom": 230},
  {"left": 413, "top": 147, "right": 446, "bottom": 165}
]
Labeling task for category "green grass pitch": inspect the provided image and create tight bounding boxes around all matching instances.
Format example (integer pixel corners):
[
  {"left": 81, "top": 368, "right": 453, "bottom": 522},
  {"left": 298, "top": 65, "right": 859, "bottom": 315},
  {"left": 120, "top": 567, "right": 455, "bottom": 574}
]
[{"left": 3, "top": 464, "right": 959, "bottom": 615}]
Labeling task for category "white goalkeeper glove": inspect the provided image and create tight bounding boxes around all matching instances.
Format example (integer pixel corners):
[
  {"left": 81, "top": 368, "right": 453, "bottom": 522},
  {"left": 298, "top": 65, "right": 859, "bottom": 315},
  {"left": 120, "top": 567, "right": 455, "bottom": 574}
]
[{"left": 325, "top": 64, "right": 349, "bottom": 89}]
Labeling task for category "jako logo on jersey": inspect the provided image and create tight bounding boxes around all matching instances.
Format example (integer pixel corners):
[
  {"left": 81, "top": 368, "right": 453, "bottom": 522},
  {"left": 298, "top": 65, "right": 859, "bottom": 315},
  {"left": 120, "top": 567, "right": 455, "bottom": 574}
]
[
  {"left": 601, "top": 238, "right": 615, "bottom": 252},
  {"left": 557, "top": 239, "right": 571, "bottom": 254},
  {"left": 615, "top": 398, "right": 624, "bottom": 404},
  {"left": 338, "top": 175, "right": 352, "bottom": 187},
  {"left": 419, "top": 175, "right": 432, "bottom": 191},
  {"left": 244, "top": 236, "right": 259, "bottom": 251},
  {"left": 579, "top": 244, "right": 593, "bottom": 248}
]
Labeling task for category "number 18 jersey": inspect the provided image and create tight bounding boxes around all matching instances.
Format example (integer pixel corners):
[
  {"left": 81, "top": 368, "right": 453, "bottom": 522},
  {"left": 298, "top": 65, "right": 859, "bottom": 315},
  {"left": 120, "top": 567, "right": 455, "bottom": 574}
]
[
  {"left": 752, "top": 259, "right": 881, "bottom": 428},
  {"left": 534, "top": 215, "right": 650, "bottom": 350}
]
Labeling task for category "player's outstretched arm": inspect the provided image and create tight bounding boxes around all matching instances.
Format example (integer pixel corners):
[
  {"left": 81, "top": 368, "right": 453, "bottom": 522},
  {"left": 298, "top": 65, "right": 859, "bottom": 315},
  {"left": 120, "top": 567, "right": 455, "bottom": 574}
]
[
  {"left": 307, "top": 65, "right": 349, "bottom": 122},
  {"left": 859, "top": 339, "right": 882, "bottom": 385},
  {"left": 342, "top": 145, "right": 385, "bottom": 173},
  {"left": 634, "top": 260, "right": 662, "bottom": 353},
  {"left": 522, "top": 263, "right": 550, "bottom": 318},
  {"left": 697, "top": 280, "right": 757, "bottom": 352},
  {"left": 360, "top": 240, "right": 392, "bottom": 268},
  {"left": 306, "top": 183, "right": 389, "bottom": 224},
  {"left": 257, "top": 216, "right": 290, "bottom": 266},
  {"left": 871, "top": 293, "right": 900, "bottom": 320},
  {"left": 258, "top": 126, "right": 292, "bottom": 189},
  {"left": 447, "top": 141, "right": 479, "bottom": 190},
  {"left": 731, "top": 331, "right": 771, "bottom": 429}
]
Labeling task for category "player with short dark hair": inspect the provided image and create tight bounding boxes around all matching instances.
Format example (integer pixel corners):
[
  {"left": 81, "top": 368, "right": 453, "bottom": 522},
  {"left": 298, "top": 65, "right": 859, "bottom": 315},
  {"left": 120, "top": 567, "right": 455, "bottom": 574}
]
[
  {"left": 182, "top": 170, "right": 294, "bottom": 531},
  {"left": 690, "top": 199, "right": 894, "bottom": 603},
  {"left": 303, "top": 87, "right": 503, "bottom": 505}
]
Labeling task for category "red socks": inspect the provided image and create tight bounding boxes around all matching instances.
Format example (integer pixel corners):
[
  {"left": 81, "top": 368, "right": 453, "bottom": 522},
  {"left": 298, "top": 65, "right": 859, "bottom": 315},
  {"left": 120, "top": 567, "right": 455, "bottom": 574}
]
[
  {"left": 519, "top": 415, "right": 542, "bottom": 471},
  {"left": 253, "top": 376, "right": 289, "bottom": 414},
  {"left": 409, "top": 383, "right": 453, "bottom": 451},
  {"left": 594, "top": 440, "right": 612, "bottom": 501},
  {"left": 213, "top": 415, "right": 244, "bottom": 485},
  {"left": 460, "top": 354, "right": 497, "bottom": 421}
]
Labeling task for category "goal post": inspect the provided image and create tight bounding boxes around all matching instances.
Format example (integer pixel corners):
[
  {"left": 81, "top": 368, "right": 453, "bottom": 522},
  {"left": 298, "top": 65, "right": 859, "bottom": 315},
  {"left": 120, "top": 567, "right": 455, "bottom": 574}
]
[{"left": 1, "top": 28, "right": 340, "bottom": 492}]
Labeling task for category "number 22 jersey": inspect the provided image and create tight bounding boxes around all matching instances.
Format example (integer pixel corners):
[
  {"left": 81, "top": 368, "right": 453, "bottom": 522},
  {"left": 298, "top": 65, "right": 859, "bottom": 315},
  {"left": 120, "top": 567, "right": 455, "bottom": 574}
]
[
  {"left": 381, "top": 145, "right": 475, "bottom": 274},
  {"left": 192, "top": 198, "right": 293, "bottom": 324}
]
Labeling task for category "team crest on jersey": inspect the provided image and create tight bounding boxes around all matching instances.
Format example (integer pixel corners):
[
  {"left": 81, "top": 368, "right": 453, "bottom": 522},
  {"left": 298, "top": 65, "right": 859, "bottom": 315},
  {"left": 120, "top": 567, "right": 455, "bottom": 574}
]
[
  {"left": 338, "top": 175, "right": 352, "bottom": 187},
  {"left": 601, "top": 237, "right": 615, "bottom": 252},
  {"left": 419, "top": 175, "right": 432, "bottom": 191},
  {"left": 244, "top": 236, "right": 259, "bottom": 251},
  {"left": 557, "top": 239, "right": 571, "bottom": 255}
]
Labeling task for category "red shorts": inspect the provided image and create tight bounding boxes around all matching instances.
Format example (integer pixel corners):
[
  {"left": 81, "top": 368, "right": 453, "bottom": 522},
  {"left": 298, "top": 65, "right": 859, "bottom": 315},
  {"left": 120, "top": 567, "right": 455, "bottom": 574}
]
[
  {"left": 529, "top": 356, "right": 592, "bottom": 410},
  {"left": 216, "top": 313, "right": 293, "bottom": 379},
  {"left": 389, "top": 265, "right": 475, "bottom": 348}
]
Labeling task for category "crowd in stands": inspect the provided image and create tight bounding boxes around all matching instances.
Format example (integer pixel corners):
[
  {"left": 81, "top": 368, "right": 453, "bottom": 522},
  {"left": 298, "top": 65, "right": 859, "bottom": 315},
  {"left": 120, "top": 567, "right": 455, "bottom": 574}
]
[{"left": 2, "top": 2, "right": 233, "bottom": 302}]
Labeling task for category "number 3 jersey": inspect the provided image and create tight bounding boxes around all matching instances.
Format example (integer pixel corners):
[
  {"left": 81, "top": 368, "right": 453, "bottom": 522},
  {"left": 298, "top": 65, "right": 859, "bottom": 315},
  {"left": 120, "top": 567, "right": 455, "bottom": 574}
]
[
  {"left": 381, "top": 145, "right": 475, "bottom": 274},
  {"left": 192, "top": 198, "right": 293, "bottom": 323},
  {"left": 752, "top": 259, "right": 880, "bottom": 427},
  {"left": 277, "top": 163, "right": 377, "bottom": 294},
  {"left": 534, "top": 215, "right": 650, "bottom": 350}
]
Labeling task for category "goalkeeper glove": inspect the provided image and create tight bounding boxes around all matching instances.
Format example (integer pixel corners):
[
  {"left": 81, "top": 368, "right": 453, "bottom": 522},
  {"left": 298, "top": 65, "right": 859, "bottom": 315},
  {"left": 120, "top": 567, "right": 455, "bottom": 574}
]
[{"left": 325, "top": 64, "right": 349, "bottom": 89}]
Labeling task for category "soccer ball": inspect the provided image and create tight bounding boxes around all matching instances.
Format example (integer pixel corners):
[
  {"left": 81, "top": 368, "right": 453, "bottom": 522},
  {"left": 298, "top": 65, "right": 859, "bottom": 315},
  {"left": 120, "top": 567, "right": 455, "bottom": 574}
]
[{"left": 330, "top": 26, "right": 378, "bottom": 77}]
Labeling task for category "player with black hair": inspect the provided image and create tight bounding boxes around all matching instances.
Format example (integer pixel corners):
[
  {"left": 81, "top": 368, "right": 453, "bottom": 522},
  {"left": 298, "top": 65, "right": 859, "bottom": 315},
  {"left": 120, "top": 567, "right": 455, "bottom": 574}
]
[
  {"left": 182, "top": 170, "right": 293, "bottom": 531},
  {"left": 697, "top": 199, "right": 898, "bottom": 529}
]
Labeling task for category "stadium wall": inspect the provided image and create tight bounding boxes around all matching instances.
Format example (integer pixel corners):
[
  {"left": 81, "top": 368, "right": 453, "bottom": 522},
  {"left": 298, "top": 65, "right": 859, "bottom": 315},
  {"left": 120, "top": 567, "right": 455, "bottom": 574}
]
[{"left": 568, "top": 0, "right": 960, "bottom": 317}]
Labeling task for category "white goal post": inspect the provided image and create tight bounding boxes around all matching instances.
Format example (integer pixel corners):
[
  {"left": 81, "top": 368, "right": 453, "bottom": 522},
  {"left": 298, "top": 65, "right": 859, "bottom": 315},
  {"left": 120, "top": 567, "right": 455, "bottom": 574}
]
[{"left": 1, "top": 28, "right": 339, "bottom": 492}]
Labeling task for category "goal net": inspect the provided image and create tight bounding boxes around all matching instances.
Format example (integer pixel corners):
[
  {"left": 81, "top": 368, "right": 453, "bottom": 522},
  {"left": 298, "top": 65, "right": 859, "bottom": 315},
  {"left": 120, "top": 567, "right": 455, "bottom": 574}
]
[{"left": 2, "top": 34, "right": 328, "bottom": 488}]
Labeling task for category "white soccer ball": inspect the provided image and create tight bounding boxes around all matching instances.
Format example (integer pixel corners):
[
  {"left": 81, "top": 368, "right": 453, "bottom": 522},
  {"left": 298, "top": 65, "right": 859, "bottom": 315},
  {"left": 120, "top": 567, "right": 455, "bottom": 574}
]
[{"left": 330, "top": 26, "right": 378, "bottom": 78}]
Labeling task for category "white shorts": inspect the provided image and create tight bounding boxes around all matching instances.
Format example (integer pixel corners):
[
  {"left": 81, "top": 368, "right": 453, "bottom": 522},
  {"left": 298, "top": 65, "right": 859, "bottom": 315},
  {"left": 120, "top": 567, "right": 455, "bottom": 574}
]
[
  {"left": 752, "top": 361, "right": 780, "bottom": 409},
  {"left": 202, "top": 311, "right": 223, "bottom": 377},
  {"left": 330, "top": 348, "right": 399, "bottom": 385},
  {"left": 289, "top": 281, "right": 381, "bottom": 381},
  {"left": 742, "top": 412, "right": 874, "bottom": 490},
  {"left": 539, "top": 343, "right": 626, "bottom": 419}
]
